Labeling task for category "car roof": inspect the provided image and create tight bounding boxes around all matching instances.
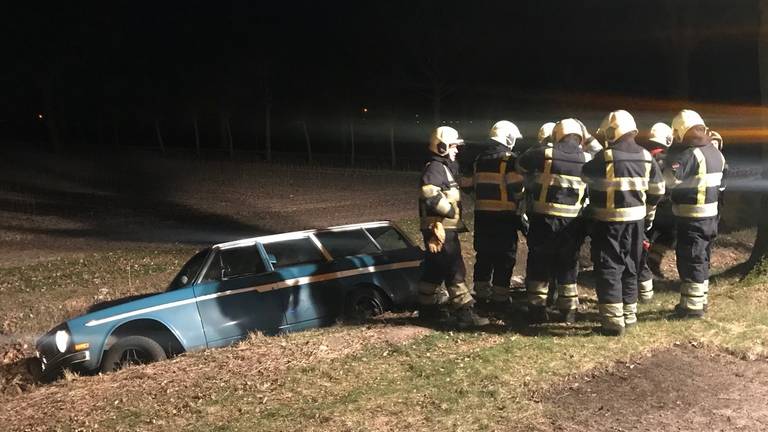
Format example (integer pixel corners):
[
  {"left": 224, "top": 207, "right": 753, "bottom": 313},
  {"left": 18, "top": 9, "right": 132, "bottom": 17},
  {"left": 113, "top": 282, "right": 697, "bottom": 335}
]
[{"left": 214, "top": 220, "right": 395, "bottom": 250}]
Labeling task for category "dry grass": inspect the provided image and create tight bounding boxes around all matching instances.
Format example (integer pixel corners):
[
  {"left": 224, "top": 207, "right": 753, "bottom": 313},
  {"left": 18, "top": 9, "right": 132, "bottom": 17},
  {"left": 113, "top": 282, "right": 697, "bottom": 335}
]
[{"left": 0, "top": 221, "right": 764, "bottom": 431}]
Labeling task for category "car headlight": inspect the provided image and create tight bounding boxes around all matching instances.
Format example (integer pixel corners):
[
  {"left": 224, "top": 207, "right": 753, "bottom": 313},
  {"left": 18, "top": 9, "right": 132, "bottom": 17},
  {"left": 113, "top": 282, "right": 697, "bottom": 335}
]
[{"left": 55, "top": 330, "right": 70, "bottom": 353}]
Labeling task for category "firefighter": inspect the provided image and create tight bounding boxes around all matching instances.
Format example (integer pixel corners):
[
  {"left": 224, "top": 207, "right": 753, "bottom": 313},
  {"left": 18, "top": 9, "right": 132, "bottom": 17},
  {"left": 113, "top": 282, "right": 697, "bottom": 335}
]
[
  {"left": 517, "top": 118, "right": 591, "bottom": 324},
  {"left": 537, "top": 122, "right": 556, "bottom": 148},
  {"left": 664, "top": 110, "right": 727, "bottom": 319},
  {"left": 418, "top": 126, "right": 489, "bottom": 327},
  {"left": 581, "top": 110, "right": 665, "bottom": 336},
  {"left": 469, "top": 121, "right": 526, "bottom": 308},
  {"left": 637, "top": 122, "right": 675, "bottom": 302}
]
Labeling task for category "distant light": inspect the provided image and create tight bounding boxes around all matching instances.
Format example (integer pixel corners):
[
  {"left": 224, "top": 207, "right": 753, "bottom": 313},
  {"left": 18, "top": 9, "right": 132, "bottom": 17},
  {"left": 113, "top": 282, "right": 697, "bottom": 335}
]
[
  {"left": 415, "top": 114, "right": 419, "bottom": 118},
  {"left": 37, "top": 113, "right": 44, "bottom": 120},
  {"left": 362, "top": 107, "right": 368, "bottom": 113}
]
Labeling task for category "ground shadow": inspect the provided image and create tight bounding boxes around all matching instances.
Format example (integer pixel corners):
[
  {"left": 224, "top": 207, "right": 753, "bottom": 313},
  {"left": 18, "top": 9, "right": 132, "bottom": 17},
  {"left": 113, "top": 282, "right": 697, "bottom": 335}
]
[{"left": 0, "top": 149, "right": 299, "bottom": 245}]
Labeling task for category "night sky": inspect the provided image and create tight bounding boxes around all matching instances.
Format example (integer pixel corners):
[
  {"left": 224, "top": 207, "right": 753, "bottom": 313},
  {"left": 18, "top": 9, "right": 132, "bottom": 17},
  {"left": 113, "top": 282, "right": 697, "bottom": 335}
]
[{"left": 0, "top": 0, "right": 762, "bottom": 155}]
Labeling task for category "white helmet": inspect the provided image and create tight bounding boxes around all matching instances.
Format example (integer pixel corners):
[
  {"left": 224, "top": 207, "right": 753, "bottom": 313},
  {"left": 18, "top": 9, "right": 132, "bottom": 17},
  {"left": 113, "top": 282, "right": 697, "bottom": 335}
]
[
  {"left": 599, "top": 110, "right": 638, "bottom": 144},
  {"left": 490, "top": 120, "right": 522, "bottom": 149},
  {"left": 552, "top": 118, "right": 584, "bottom": 144},
  {"left": 671, "top": 109, "right": 706, "bottom": 143},
  {"left": 709, "top": 130, "right": 723, "bottom": 150},
  {"left": 537, "top": 122, "right": 556, "bottom": 144},
  {"left": 648, "top": 122, "right": 673, "bottom": 147},
  {"left": 429, "top": 126, "right": 464, "bottom": 156}
]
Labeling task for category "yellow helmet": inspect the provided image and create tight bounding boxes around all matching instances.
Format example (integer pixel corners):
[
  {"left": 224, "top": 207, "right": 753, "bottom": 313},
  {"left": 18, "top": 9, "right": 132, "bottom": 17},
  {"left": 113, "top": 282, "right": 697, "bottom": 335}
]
[
  {"left": 429, "top": 126, "right": 463, "bottom": 156},
  {"left": 489, "top": 120, "right": 522, "bottom": 149},
  {"left": 537, "top": 122, "right": 556, "bottom": 144},
  {"left": 552, "top": 118, "right": 584, "bottom": 144},
  {"left": 649, "top": 122, "right": 673, "bottom": 147},
  {"left": 671, "top": 109, "right": 706, "bottom": 143},
  {"left": 599, "top": 110, "right": 638, "bottom": 144}
]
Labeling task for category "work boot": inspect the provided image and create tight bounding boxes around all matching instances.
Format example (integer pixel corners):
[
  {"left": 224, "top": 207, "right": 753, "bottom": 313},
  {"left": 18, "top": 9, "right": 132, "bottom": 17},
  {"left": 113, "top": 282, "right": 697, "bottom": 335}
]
[
  {"left": 596, "top": 325, "right": 626, "bottom": 337},
  {"left": 673, "top": 304, "right": 705, "bottom": 320},
  {"left": 472, "top": 281, "right": 493, "bottom": 304},
  {"left": 417, "top": 305, "right": 451, "bottom": 323},
  {"left": 528, "top": 305, "right": 549, "bottom": 324},
  {"left": 560, "top": 309, "right": 577, "bottom": 324},
  {"left": 453, "top": 305, "right": 490, "bottom": 328}
]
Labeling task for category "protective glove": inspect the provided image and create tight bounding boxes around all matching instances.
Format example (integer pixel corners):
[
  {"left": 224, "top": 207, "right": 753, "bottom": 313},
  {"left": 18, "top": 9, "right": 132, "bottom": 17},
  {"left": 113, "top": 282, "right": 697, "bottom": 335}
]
[{"left": 427, "top": 221, "right": 445, "bottom": 253}]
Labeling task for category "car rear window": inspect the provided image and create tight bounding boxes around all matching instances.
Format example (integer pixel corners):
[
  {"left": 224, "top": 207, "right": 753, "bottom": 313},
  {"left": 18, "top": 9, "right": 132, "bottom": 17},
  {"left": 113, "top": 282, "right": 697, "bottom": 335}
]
[
  {"left": 364, "top": 226, "right": 411, "bottom": 251},
  {"left": 314, "top": 229, "right": 380, "bottom": 258},
  {"left": 262, "top": 237, "right": 326, "bottom": 269}
]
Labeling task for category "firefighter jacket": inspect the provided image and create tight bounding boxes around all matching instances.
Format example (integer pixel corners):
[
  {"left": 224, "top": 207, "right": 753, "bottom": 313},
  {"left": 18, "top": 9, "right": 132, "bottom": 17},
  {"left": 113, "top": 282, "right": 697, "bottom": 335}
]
[
  {"left": 581, "top": 135, "right": 665, "bottom": 222},
  {"left": 663, "top": 136, "right": 727, "bottom": 219},
  {"left": 469, "top": 141, "right": 525, "bottom": 216},
  {"left": 419, "top": 155, "right": 466, "bottom": 231},
  {"left": 517, "top": 135, "right": 590, "bottom": 218}
]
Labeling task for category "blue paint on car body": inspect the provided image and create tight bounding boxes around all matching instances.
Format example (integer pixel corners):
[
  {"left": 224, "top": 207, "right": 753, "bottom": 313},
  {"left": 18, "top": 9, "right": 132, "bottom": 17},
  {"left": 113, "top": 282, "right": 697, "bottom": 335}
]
[{"left": 33, "top": 221, "right": 423, "bottom": 379}]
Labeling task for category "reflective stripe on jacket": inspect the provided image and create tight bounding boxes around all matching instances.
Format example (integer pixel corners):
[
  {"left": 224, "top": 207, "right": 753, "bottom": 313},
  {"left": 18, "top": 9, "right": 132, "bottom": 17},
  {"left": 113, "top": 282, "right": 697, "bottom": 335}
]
[
  {"left": 470, "top": 144, "right": 524, "bottom": 214},
  {"left": 419, "top": 157, "right": 464, "bottom": 230},
  {"left": 581, "top": 136, "right": 665, "bottom": 222},
  {"left": 518, "top": 137, "right": 590, "bottom": 218},
  {"left": 664, "top": 142, "right": 726, "bottom": 218}
]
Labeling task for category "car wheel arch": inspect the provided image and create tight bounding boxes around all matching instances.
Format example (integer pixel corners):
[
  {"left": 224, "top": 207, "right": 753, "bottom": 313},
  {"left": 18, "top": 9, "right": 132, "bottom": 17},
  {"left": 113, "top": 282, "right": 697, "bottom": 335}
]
[
  {"left": 103, "top": 319, "right": 185, "bottom": 360},
  {"left": 344, "top": 283, "right": 392, "bottom": 321}
]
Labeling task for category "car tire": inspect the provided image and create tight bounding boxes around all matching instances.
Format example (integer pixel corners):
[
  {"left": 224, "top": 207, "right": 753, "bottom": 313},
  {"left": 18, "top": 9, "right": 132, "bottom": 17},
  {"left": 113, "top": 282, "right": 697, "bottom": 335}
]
[
  {"left": 345, "top": 286, "right": 386, "bottom": 321},
  {"left": 100, "top": 335, "right": 167, "bottom": 373}
]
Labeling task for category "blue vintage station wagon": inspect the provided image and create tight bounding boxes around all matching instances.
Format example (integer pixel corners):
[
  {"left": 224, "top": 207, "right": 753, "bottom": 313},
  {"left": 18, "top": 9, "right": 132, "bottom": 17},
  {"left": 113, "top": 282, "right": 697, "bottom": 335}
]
[{"left": 32, "top": 221, "right": 423, "bottom": 380}]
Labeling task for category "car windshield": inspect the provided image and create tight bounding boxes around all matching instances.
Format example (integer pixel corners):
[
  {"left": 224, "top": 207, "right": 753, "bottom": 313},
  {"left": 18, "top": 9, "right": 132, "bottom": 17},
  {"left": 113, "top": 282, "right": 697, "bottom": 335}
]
[{"left": 166, "top": 249, "right": 210, "bottom": 291}]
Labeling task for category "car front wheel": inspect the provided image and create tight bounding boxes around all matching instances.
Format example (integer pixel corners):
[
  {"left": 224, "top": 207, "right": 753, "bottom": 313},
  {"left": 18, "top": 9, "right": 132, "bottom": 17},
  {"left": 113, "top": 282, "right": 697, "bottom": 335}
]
[
  {"left": 101, "top": 335, "right": 167, "bottom": 373},
  {"left": 345, "top": 286, "right": 386, "bottom": 321}
]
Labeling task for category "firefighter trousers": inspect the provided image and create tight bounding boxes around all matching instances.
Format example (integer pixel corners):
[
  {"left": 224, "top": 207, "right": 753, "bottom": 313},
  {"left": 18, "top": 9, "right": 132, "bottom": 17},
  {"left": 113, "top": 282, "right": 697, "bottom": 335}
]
[
  {"left": 592, "top": 220, "right": 644, "bottom": 329},
  {"left": 675, "top": 216, "right": 718, "bottom": 311},
  {"left": 473, "top": 226, "right": 518, "bottom": 302},
  {"left": 638, "top": 224, "right": 676, "bottom": 301},
  {"left": 419, "top": 230, "right": 473, "bottom": 309},
  {"left": 525, "top": 215, "right": 581, "bottom": 311}
]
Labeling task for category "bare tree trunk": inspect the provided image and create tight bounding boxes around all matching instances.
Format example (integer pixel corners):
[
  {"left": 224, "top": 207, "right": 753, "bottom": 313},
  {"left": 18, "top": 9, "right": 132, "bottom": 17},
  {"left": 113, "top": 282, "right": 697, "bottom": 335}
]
[
  {"left": 341, "top": 119, "right": 348, "bottom": 156},
  {"left": 193, "top": 117, "right": 201, "bottom": 157},
  {"left": 265, "top": 98, "right": 272, "bottom": 162},
  {"left": 662, "top": 0, "right": 695, "bottom": 100},
  {"left": 302, "top": 120, "right": 312, "bottom": 163},
  {"left": 432, "top": 82, "right": 441, "bottom": 127},
  {"left": 112, "top": 117, "right": 120, "bottom": 147},
  {"left": 747, "top": 0, "right": 768, "bottom": 274},
  {"left": 96, "top": 111, "right": 104, "bottom": 148},
  {"left": 390, "top": 125, "right": 396, "bottom": 169},
  {"left": 350, "top": 120, "right": 355, "bottom": 166},
  {"left": 154, "top": 119, "right": 165, "bottom": 153},
  {"left": 41, "top": 75, "right": 60, "bottom": 153},
  {"left": 225, "top": 116, "right": 234, "bottom": 158}
]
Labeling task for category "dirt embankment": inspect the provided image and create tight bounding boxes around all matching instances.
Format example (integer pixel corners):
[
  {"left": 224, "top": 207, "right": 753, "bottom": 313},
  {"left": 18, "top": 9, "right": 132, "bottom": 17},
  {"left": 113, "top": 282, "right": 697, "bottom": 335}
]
[
  {"left": 0, "top": 324, "right": 431, "bottom": 431},
  {"left": 538, "top": 346, "right": 768, "bottom": 432}
]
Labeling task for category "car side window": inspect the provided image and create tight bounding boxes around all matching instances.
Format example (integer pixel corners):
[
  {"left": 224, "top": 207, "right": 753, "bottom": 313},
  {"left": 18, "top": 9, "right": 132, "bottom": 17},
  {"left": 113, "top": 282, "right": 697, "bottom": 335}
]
[
  {"left": 201, "top": 250, "right": 222, "bottom": 282},
  {"left": 314, "top": 229, "right": 379, "bottom": 258},
  {"left": 262, "top": 237, "right": 326, "bottom": 269},
  {"left": 216, "top": 245, "right": 267, "bottom": 280},
  {"left": 364, "top": 226, "right": 411, "bottom": 251},
  {"left": 167, "top": 249, "right": 210, "bottom": 291}
]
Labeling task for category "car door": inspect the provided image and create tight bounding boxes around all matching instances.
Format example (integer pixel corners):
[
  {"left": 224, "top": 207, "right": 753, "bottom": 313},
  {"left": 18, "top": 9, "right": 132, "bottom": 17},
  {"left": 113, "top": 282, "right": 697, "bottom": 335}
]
[
  {"left": 193, "top": 244, "right": 289, "bottom": 347},
  {"left": 260, "top": 235, "right": 336, "bottom": 330}
]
